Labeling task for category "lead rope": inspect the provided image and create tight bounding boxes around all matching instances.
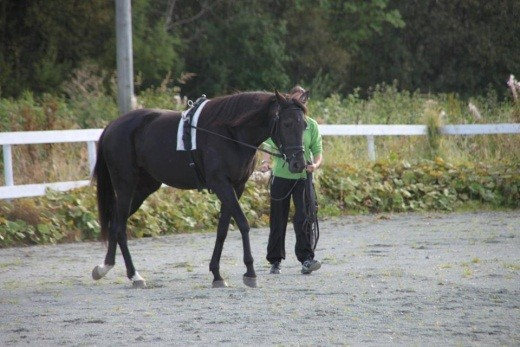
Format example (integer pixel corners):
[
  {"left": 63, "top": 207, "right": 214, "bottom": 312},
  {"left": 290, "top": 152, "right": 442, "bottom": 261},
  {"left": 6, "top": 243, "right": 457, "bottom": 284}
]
[
  {"left": 302, "top": 169, "right": 320, "bottom": 251},
  {"left": 267, "top": 174, "right": 299, "bottom": 202}
]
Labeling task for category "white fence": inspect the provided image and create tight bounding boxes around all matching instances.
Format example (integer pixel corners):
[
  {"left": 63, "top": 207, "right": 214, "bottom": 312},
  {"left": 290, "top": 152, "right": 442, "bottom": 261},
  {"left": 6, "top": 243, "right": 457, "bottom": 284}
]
[
  {"left": 1, "top": 124, "right": 519, "bottom": 200},
  {"left": 1, "top": 129, "right": 103, "bottom": 200}
]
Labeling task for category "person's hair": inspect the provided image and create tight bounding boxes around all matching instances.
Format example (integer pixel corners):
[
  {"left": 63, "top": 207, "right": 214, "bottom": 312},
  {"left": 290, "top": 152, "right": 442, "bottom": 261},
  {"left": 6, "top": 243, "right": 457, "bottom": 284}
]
[{"left": 289, "top": 85, "right": 306, "bottom": 95}]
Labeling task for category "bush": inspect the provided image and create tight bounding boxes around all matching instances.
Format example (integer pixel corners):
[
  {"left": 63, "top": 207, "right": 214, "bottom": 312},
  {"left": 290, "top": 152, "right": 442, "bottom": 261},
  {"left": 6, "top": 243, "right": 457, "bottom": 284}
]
[
  {"left": 1, "top": 84, "right": 519, "bottom": 247},
  {"left": 1, "top": 159, "right": 518, "bottom": 247},
  {"left": 319, "top": 159, "right": 520, "bottom": 214}
]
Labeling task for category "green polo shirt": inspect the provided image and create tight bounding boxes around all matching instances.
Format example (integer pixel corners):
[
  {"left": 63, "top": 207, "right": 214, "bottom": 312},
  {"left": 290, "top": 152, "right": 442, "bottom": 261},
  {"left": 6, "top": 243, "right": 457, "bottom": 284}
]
[{"left": 262, "top": 117, "right": 322, "bottom": 179}]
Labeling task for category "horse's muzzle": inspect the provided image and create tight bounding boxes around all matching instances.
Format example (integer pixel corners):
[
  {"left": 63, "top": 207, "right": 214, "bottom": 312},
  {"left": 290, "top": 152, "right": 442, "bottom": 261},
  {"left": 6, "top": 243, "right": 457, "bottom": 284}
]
[{"left": 288, "top": 152, "right": 306, "bottom": 173}]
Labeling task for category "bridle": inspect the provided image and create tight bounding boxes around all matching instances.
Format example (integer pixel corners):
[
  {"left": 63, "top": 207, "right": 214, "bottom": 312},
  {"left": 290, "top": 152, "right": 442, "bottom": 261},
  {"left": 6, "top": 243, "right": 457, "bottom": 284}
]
[{"left": 267, "top": 106, "right": 306, "bottom": 162}]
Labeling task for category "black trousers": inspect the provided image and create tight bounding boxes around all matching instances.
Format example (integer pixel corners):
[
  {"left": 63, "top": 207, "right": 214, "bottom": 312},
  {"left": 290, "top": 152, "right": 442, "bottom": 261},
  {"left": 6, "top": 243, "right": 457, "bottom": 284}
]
[{"left": 266, "top": 176, "right": 315, "bottom": 264}]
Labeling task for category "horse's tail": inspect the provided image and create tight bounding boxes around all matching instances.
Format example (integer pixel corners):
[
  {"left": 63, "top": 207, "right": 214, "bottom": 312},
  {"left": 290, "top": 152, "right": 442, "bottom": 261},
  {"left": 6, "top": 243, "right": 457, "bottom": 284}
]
[{"left": 91, "top": 131, "right": 113, "bottom": 243}]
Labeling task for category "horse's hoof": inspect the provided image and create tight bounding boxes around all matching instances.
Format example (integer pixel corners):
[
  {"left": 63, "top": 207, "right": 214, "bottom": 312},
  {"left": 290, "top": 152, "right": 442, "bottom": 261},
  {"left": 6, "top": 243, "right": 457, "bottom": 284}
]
[
  {"left": 92, "top": 266, "right": 103, "bottom": 280},
  {"left": 212, "top": 280, "right": 228, "bottom": 288},
  {"left": 243, "top": 275, "right": 257, "bottom": 288},
  {"left": 132, "top": 280, "right": 146, "bottom": 289}
]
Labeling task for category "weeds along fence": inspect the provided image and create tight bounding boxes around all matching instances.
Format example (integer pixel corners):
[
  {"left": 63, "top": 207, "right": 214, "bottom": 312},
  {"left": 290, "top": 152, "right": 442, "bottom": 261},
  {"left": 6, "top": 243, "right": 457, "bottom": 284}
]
[{"left": 1, "top": 124, "right": 519, "bottom": 200}]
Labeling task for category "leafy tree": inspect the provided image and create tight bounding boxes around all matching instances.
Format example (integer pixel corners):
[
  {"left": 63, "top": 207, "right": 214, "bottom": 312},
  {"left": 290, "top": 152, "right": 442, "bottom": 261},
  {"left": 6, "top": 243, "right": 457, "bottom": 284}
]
[
  {"left": 351, "top": 0, "right": 520, "bottom": 97},
  {"left": 0, "top": 0, "right": 114, "bottom": 97},
  {"left": 174, "top": 0, "right": 290, "bottom": 97},
  {"left": 276, "top": 0, "right": 404, "bottom": 97},
  {"left": 132, "top": 0, "right": 184, "bottom": 90},
  {"left": 1, "top": 0, "right": 518, "bottom": 100},
  {"left": 282, "top": 4, "right": 351, "bottom": 97}
]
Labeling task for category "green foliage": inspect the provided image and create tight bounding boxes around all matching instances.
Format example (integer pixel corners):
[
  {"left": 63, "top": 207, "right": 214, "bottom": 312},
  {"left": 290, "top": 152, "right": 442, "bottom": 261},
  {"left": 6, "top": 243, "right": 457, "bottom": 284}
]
[
  {"left": 137, "top": 84, "right": 185, "bottom": 110},
  {"left": 353, "top": 0, "right": 520, "bottom": 98},
  {"left": 45, "top": 189, "right": 100, "bottom": 241},
  {"left": 0, "top": 92, "right": 76, "bottom": 132},
  {"left": 2, "top": 0, "right": 519, "bottom": 99},
  {"left": 127, "top": 189, "right": 219, "bottom": 237},
  {"left": 308, "top": 82, "right": 518, "bottom": 125},
  {"left": 423, "top": 101, "right": 443, "bottom": 158},
  {"left": 0, "top": 0, "right": 114, "bottom": 97},
  {"left": 324, "top": 0, "right": 405, "bottom": 54},
  {"left": 180, "top": 1, "right": 291, "bottom": 96},
  {"left": 0, "top": 188, "right": 100, "bottom": 246},
  {"left": 0, "top": 179, "right": 269, "bottom": 247},
  {"left": 60, "top": 63, "right": 119, "bottom": 128},
  {"left": 1, "top": 159, "right": 518, "bottom": 248},
  {"left": 307, "top": 83, "right": 425, "bottom": 125},
  {"left": 0, "top": 72, "right": 120, "bottom": 132},
  {"left": 1, "top": 80, "right": 519, "bottom": 248},
  {"left": 132, "top": 0, "right": 184, "bottom": 90},
  {"left": 319, "top": 159, "right": 520, "bottom": 214}
]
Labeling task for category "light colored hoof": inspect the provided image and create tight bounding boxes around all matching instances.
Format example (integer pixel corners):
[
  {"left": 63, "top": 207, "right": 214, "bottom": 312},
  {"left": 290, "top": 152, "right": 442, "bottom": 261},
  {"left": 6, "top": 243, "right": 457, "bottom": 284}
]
[
  {"left": 243, "top": 276, "right": 257, "bottom": 288},
  {"left": 132, "top": 280, "right": 146, "bottom": 289},
  {"left": 92, "top": 266, "right": 103, "bottom": 280},
  {"left": 212, "top": 280, "right": 228, "bottom": 288}
]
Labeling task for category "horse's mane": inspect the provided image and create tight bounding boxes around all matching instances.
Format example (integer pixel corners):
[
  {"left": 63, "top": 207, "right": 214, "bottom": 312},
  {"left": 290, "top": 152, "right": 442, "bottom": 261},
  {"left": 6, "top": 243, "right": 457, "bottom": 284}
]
[
  {"left": 202, "top": 91, "right": 275, "bottom": 127},
  {"left": 202, "top": 91, "right": 308, "bottom": 128}
]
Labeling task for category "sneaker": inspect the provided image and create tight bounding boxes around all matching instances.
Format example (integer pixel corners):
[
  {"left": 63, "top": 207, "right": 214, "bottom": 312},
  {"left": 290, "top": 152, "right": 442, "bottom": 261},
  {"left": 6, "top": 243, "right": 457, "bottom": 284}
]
[
  {"left": 270, "top": 261, "right": 281, "bottom": 274},
  {"left": 301, "top": 259, "right": 321, "bottom": 274}
]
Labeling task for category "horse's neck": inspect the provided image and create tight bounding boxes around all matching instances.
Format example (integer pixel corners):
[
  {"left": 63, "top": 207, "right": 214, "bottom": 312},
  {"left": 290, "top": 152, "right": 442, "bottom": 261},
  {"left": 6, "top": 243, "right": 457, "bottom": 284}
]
[{"left": 236, "top": 124, "right": 270, "bottom": 148}]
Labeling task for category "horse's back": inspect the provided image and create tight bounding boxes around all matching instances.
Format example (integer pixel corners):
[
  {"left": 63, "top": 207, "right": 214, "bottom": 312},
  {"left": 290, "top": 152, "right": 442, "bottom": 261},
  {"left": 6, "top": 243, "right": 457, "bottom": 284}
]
[
  {"left": 101, "top": 109, "right": 177, "bottom": 148},
  {"left": 104, "top": 109, "right": 179, "bottom": 136},
  {"left": 101, "top": 108, "right": 200, "bottom": 189}
]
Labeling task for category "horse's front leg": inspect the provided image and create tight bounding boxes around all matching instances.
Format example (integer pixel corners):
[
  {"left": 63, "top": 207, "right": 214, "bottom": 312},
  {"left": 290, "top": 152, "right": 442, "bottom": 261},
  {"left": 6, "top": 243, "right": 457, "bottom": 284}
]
[
  {"left": 209, "top": 207, "right": 232, "bottom": 288},
  {"left": 209, "top": 183, "right": 257, "bottom": 288}
]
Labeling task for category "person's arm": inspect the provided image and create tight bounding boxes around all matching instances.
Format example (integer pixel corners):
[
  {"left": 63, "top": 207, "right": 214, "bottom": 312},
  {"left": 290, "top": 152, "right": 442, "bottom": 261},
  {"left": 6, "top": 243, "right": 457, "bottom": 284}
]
[
  {"left": 306, "top": 120, "right": 323, "bottom": 173},
  {"left": 259, "top": 140, "right": 277, "bottom": 172},
  {"left": 306, "top": 153, "right": 322, "bottom": 173},
  {"left": 260, "top": 152, "right": 271, "bottom": 172}
]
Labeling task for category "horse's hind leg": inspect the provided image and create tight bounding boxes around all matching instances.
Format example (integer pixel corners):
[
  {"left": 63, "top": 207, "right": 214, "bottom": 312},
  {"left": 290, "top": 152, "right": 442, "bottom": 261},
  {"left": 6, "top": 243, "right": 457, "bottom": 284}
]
[
  {"left": 92, "top": 212, "right": 119, "bottom": 281},
  {"left": 115, "top": 173, "right": 161, "bottom": 288},
  {"left": 93, "top": 181, "right": 140, "bottom": 286},
  {"left": 104, "top": 181, "right": 144, "bottom": 288},
  {"left": 120, "top": 173, "right": 161, "bottom": 288},
  {"left": 92, "top": 239, "right": 116, "bottom": 280},
  {"left": 94, "top": 171, "right": 159, "bottom": 288}
]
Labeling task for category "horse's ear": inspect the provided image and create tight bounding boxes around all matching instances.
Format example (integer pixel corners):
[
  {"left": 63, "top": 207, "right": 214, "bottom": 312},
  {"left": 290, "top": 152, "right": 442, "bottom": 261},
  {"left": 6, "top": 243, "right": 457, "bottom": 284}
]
[{"left": 275, "top": 89, "right": 287, "bottom": 106}]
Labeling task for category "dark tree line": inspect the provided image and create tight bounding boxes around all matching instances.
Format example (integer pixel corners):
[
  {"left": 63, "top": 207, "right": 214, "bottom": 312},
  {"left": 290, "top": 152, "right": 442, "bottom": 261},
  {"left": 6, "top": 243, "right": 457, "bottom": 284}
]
[{"left": 1, "top": 0, "right": 519, "bottom": 99}]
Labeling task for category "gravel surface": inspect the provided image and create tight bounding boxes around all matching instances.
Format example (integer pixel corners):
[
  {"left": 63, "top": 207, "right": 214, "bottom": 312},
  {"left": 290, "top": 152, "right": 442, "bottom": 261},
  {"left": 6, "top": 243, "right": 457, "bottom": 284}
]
[{"left": 1, "top": 211, "right": 519, "bottom": 346}]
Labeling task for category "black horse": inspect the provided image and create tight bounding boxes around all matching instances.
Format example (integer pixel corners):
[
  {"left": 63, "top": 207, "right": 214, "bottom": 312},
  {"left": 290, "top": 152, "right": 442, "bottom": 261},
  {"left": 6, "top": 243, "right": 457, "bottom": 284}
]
[{"left": 91, "top": 89, "right": 309, "bottom": 288}]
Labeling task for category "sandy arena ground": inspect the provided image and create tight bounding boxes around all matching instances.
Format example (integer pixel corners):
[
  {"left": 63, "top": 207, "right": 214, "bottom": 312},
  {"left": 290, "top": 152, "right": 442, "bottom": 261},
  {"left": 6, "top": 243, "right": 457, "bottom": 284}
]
[{"left": 0, "top": 211, "right": 519, "bottom": 346}]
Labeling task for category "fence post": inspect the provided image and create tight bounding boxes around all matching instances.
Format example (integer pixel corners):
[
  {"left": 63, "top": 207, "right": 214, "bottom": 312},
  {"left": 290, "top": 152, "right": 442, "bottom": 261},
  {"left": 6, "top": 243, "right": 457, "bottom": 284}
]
[
  {"left": 87, "top": 141, "right": 97, "bottom": 177},
  {"left": 2, "top": 144, "right": 14, "bottom": 186},
  {"left": 367, "top": 135, "right": 376, "bottom": 161}
]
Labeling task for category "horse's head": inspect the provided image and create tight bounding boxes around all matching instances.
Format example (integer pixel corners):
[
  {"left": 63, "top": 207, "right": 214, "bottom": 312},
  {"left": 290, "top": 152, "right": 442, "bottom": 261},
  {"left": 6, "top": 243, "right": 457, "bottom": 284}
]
[{"left": 269, "top": 90, "right": 309, "bottom": 173}]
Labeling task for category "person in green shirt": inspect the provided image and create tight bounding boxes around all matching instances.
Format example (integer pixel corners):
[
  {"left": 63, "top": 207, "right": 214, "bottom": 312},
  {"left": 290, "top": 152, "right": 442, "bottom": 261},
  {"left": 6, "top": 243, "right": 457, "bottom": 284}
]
[{"left": 260, "top": 86, "right": 323, "bottom": 275}]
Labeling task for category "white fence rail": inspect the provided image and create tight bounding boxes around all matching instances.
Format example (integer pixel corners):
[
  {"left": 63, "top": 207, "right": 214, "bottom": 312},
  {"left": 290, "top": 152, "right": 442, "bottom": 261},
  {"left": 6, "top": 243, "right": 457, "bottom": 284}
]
[
  {"left": 1, "top": 124, "right": 519, "bottom": 200},
  {"left": 1, "top": 129, "right": 103, "bottom": 199}
]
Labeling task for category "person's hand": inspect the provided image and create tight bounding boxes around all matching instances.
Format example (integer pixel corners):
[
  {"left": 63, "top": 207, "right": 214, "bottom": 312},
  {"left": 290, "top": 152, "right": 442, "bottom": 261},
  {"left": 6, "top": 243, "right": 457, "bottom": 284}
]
[
  {"left": 260, "top": 160, "right": 270, "bottom": 172},
  {"left": 306, "top": 163, "right": 318, "bottom": 173}
]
